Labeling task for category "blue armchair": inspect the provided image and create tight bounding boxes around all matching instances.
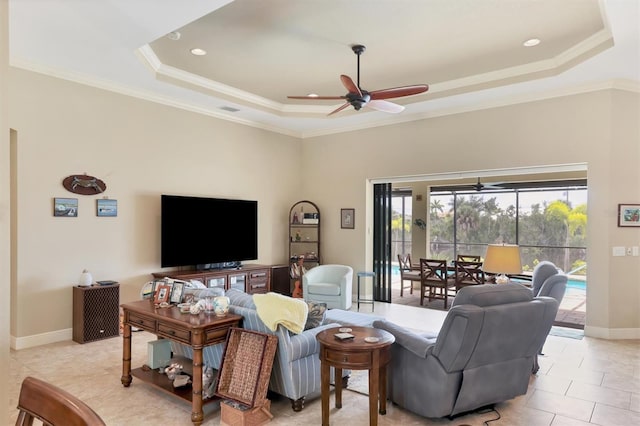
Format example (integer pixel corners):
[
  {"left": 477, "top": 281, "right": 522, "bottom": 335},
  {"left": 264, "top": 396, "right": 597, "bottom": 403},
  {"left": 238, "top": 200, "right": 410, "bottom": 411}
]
[{"left": 302, "top": 264, "right": 353, "bottom": 309}]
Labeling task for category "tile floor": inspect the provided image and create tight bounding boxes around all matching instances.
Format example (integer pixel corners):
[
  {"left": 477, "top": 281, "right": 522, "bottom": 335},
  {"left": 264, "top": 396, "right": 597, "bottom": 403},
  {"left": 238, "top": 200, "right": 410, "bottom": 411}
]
[{"left": 9, "top": 301, "right": 639, "bottom": 426}]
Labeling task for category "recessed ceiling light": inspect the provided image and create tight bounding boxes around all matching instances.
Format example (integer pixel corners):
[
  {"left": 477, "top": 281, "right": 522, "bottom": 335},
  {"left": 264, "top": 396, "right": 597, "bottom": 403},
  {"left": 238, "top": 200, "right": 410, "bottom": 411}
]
[
  {"left": 167, "top": 31, "right": 181, "bottom": 41},
  {"left": 190, "top": 48, "right": 207, "bottom": 56},
  {"left": 523, "top": 38, "right": 541, "bottom": 47}
]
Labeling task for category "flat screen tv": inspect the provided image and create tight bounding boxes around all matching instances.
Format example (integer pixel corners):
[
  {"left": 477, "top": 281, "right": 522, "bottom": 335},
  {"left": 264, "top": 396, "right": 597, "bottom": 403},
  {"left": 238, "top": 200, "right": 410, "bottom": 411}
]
[{"left": 161, "top": 194, "right": 258, "bottom": 268}]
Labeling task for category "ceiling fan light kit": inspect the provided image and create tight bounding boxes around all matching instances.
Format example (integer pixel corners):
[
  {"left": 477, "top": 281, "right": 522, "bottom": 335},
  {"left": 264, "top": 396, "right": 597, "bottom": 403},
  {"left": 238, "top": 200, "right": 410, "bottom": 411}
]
[{"left": 288, "top": 44, "right": 428, "bottom": 116}]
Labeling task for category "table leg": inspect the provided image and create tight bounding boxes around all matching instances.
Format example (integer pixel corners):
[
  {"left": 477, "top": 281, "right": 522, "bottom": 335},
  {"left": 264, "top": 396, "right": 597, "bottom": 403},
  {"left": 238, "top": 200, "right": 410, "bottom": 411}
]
[
  {"left": 321, "top": 361, "right": 330, "bottom": 426},
  {"left": 191, "top": 346, "right": 204, "bottom": 426},
  {"left": 335, "top": 367, "right": 343, "bottom": 409},
  {"left": 379, "top": 364, "right": 387, "bottom": 415},
  {"left": 120, "top": 323, "right": 132, "bottom": 387},
  {"left": 368, "top": 368, "right": 379, "bottom": 426}
]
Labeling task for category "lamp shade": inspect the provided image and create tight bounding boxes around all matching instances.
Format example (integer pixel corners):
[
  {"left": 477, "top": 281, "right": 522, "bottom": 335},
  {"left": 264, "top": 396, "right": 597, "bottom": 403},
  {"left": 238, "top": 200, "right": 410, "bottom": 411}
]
[{"left": 483, "top": 244, "right": 522, "bottom": 274}]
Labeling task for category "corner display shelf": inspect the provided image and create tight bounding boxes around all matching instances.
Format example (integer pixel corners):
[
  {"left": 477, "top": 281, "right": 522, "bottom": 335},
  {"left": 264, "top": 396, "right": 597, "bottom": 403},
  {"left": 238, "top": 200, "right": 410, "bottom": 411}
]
[{"left": 289, "top": 201, "right": 320, "bottom": 296}]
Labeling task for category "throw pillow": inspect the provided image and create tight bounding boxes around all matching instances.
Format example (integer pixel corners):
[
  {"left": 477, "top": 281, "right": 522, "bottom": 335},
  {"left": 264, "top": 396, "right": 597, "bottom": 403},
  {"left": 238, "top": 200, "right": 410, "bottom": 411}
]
[{"left": 304, "top": 301, "right": 327, "bottom": 330}]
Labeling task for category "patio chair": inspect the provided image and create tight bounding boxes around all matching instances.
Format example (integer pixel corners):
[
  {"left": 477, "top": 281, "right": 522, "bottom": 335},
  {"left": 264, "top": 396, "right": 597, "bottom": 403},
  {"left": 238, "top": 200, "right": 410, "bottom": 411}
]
[
  {"left": 454, "top": 260, "right": 485, "bottom": 291},
  {"left": 419, "top": 258, "right": 456, "bottom": 309},
  {"left": 397, "top": 254, "right": 420, "bottom": 297}
]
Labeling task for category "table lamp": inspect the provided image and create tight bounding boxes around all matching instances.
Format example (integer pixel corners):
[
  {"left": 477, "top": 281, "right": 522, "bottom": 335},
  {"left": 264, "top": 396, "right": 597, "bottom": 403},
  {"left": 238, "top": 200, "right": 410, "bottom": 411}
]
[{"left": 483, "top": 244, "right": 522, "bottom": 284}]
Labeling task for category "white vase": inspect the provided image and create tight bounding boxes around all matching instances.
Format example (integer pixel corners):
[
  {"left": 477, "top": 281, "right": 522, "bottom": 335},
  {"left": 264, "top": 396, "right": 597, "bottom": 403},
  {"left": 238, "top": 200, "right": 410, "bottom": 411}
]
[
  {"left": 78, "top": 269, "right": 93, "bottom": 286},
  {"left": 213, "top": 296, "right": 230, "bottom": 317}
]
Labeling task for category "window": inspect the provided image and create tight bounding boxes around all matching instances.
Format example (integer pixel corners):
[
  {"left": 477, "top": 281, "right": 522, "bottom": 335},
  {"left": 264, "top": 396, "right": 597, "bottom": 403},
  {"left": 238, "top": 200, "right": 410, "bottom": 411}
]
[
  {"left": 430, "top": 180, "right": 587, "bottom": 274},
  {"left": 391, "top": 190, "right": 412, "bottom": 261}
]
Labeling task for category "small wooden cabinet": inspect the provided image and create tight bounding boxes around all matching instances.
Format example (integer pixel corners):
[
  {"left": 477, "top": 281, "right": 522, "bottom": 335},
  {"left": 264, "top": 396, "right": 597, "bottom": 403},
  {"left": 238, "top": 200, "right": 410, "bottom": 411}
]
[
  {"left": 152, "top": 264, "right": 271, "bottom": 295},
  {"left": 73, "top": 284, "right": 120, "bottom": 344}
]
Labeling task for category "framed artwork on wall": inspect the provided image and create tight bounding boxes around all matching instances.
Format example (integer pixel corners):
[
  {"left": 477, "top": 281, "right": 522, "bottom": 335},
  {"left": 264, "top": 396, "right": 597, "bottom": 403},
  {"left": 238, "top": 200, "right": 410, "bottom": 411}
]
[
  {"left": 341, "top": 208, "right": 355, "bottom": 229},
  {"left": 618, "top": 204, "right": 640, "bottom": 227},
  {"left": 53, "top": 197, "right": 78, "bottom": 217},
  {"left": 97, "top": 199, "right": 118, "bottom": 217}
]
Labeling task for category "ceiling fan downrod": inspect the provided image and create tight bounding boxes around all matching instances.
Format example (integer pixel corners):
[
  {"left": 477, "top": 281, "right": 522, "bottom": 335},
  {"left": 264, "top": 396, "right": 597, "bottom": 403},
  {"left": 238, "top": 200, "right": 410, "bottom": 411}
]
[{"left": 351, "top": 44, "right": 366, "bottom": 89}]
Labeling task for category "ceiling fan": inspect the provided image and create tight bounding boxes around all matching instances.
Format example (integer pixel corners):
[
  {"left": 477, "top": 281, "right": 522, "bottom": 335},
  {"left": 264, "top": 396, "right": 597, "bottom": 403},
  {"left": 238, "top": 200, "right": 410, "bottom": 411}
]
[
  {"left": 287, "top": 44, "right": 429, "bottom": 116},
  {"left": 472, "top": 178, "right": 505, "bottom": 191}
]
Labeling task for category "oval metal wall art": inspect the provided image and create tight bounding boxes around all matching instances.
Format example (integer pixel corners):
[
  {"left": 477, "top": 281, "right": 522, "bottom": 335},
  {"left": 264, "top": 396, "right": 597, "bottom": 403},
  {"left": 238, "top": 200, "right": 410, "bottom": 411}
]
[{"left": 62, "top": 174, "right": 107, "bottom": 195}]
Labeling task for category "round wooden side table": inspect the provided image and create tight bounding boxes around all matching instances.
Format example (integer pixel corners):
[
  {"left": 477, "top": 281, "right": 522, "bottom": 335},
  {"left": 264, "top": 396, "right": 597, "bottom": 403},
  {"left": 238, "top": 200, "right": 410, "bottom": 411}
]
[{"left": 316, "top": 326, "right": 394, "bottom": 426}]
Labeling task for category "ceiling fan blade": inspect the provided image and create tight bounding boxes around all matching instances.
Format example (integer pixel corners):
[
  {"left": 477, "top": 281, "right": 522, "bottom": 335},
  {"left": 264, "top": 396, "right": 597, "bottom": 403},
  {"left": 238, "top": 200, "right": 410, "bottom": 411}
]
[
  {"left": 340, "top": 75, "right": 362, "bottom": 97},
  {"left": 287, "top": 95, "right": 345, "bottom": 100},
  {"left": 369, "top": 84, "right": 429, "bottom": 100},
  {"left": 328, "top": 102, "right": 351, "bottom": 116},
  {"left": 367, "top": 99, "right": 405, "bottom": 113}
]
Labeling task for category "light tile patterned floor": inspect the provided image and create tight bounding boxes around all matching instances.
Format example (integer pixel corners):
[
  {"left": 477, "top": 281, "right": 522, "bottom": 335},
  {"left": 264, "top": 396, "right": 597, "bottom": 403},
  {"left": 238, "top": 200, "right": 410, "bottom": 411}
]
[{"left": 9, "top": 301, "right": 638, "bottom": 426}]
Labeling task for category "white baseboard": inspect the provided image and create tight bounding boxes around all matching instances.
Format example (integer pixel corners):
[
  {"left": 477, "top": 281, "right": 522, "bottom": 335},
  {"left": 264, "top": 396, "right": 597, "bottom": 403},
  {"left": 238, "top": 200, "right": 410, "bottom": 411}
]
[
  {"left": 584, "top": 326, "right": 640, "bottom": 339},
  {"left": 11, "top": 328, "right": 72, "bottom": 350}
]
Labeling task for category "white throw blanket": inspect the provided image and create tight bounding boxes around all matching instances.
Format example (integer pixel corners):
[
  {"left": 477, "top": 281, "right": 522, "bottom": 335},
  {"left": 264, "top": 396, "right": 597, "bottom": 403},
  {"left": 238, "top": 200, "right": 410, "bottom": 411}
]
[{"left": 253, "top": 292, "right": 308, "bottom": 334}]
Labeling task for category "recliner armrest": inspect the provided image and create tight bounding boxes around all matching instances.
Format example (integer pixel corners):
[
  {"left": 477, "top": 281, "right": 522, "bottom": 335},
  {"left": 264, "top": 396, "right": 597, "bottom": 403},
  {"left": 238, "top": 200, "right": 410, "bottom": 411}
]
[{"left": 373, "top": 320, "right": 436, "bottom": 358}]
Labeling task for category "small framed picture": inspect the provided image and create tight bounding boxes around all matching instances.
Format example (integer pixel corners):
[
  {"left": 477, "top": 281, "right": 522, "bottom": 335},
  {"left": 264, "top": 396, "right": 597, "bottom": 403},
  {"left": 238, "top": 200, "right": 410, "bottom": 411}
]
[
  {"left": 341, "top": 208, "right": 355, "bottom": 229},
  {"left": 618, "top": 204, "right": 640, "bottom": 227},
  {"left": 154, "top": 284, "right": 172, "bottom": 305},
  {"left": 97, "top": 199, "right": 118, "bottom": 217},
  {"left": 170, "top": 282, "right": 185, "bottom": 304},
  {"left": 53, "top": 197, "right": 78, "bottom": 217}
]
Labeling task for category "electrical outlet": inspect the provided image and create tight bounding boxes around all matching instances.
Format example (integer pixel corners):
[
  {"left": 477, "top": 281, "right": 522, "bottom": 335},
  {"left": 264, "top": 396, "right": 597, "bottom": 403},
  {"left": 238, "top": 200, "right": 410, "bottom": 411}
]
[{"left": 633, "top": 246, "right": 639, "bottom": 256}]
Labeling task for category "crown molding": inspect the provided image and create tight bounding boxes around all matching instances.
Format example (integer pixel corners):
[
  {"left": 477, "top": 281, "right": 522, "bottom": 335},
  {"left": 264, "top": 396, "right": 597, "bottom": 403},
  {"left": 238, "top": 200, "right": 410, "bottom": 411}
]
[{"left": 10, "top": 56, "right": 639, "bottom": 140}]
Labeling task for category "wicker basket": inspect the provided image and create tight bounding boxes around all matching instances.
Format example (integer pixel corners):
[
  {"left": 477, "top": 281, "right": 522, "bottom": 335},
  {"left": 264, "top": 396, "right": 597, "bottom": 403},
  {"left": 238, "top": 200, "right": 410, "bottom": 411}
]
[
  {"left": 221, "top": 399, "right": 272, "bottom": 426},
  {"left": 215, "top": 327, "right": 278, "bottom": 408}
]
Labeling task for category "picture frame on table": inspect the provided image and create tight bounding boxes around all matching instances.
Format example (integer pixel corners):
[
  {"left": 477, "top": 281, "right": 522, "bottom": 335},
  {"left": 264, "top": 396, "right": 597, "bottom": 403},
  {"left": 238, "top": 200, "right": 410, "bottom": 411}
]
[
  {"left": 151, "top": 279, "right": 167, "bottom": 298},
  {"left": 341, "top": 208, "right": 355, "bottom": 229},
  {"left": 618, "top": 204, "right": 640, "bottom": 227},
  {"left": 170, "top": 282, "right": 185, "bottom": 304},
  {"left": 154, "top": 284, "right": 172, "bottom": 305}
]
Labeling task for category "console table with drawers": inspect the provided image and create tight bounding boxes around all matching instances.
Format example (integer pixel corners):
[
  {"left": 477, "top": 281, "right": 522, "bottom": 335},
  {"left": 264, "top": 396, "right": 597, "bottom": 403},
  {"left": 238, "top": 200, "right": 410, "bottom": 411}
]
[
  {"left": 152, "top": 264, "right": 271, "bottom": 295},
  {"left": 120, "top": 299, "right": 241, "bottom": 426}
]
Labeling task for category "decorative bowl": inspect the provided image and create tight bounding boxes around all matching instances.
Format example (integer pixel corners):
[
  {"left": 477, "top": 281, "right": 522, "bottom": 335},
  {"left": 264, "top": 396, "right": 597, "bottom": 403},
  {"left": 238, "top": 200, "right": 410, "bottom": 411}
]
[{"left": 177, "top": 303, "right": 191, "bottom": 313}]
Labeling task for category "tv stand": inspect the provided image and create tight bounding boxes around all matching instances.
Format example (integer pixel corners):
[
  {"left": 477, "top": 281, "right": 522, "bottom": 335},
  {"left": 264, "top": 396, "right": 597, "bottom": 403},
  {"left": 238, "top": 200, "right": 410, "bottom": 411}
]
[{"left": 153, "top": 264, "right": 270, "bottom": 295}]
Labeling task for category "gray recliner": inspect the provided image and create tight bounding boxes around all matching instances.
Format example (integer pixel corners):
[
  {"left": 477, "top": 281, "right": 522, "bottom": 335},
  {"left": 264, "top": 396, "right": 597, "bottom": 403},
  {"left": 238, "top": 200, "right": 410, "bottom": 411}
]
[
  {"left": 373, "top": 283, "right": 558, "bottom": 419},
  {"left": 530, "top": 261, "right": 568, "bottom": 372}
]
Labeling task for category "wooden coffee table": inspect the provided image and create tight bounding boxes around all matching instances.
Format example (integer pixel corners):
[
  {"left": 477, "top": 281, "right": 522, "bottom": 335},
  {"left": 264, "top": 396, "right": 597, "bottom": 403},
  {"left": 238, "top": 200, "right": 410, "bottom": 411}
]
[{"left": 316, "top": 326, "right": 394, "bottom": 426}]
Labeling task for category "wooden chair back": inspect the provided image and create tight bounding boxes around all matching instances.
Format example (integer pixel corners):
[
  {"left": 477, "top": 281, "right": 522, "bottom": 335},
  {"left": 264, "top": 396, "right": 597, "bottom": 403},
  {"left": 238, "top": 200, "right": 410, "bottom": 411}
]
[
  {"left": 419, "top": 258, "right": 449, "bottom": 285},
  {"left": 15, "top": 376, "right": 106, "bottom": 426},
  {"left": 397, "top": 254, "right": 420, "bottom": 297},
  {"left": 398, "top": 253, "right": 413, "bottom": 271},
  {"left": 419, "top": 258, "right": 455, "bottom": 309},
  {"left": 456, "top": 254, "right": 481, "bottom": 262},
  {"left": 455, "top": 260, "right": 485, "bottom": 288}
]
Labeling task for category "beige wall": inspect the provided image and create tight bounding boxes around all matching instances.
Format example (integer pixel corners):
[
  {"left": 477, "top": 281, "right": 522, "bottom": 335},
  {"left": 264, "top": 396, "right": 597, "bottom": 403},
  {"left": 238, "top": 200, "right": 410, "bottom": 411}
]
[
  {"left": 301, "top": 90, "right": 640, "bottom": 338},
  {"left": 1, "top": 0, "right": 10, "bottom": 421},
  {"left": 8, "top": 68, "right": 302, "bottom": 346},
  {"left": 7, "top": 65, "right": 640, "bottom": 348}
]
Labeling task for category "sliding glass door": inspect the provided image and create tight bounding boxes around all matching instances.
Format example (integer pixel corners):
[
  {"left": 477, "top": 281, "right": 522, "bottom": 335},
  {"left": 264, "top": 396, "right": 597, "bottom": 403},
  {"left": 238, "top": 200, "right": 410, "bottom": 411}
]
[{"left": 373, "top": 183, "right": 392, "bottom": 302}]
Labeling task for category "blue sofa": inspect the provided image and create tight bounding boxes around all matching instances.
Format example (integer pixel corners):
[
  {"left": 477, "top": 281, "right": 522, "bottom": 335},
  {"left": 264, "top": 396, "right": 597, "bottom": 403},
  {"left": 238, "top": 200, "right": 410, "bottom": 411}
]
[{"left": 171, "top": 289, "right": 382, "bottom": 411}]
